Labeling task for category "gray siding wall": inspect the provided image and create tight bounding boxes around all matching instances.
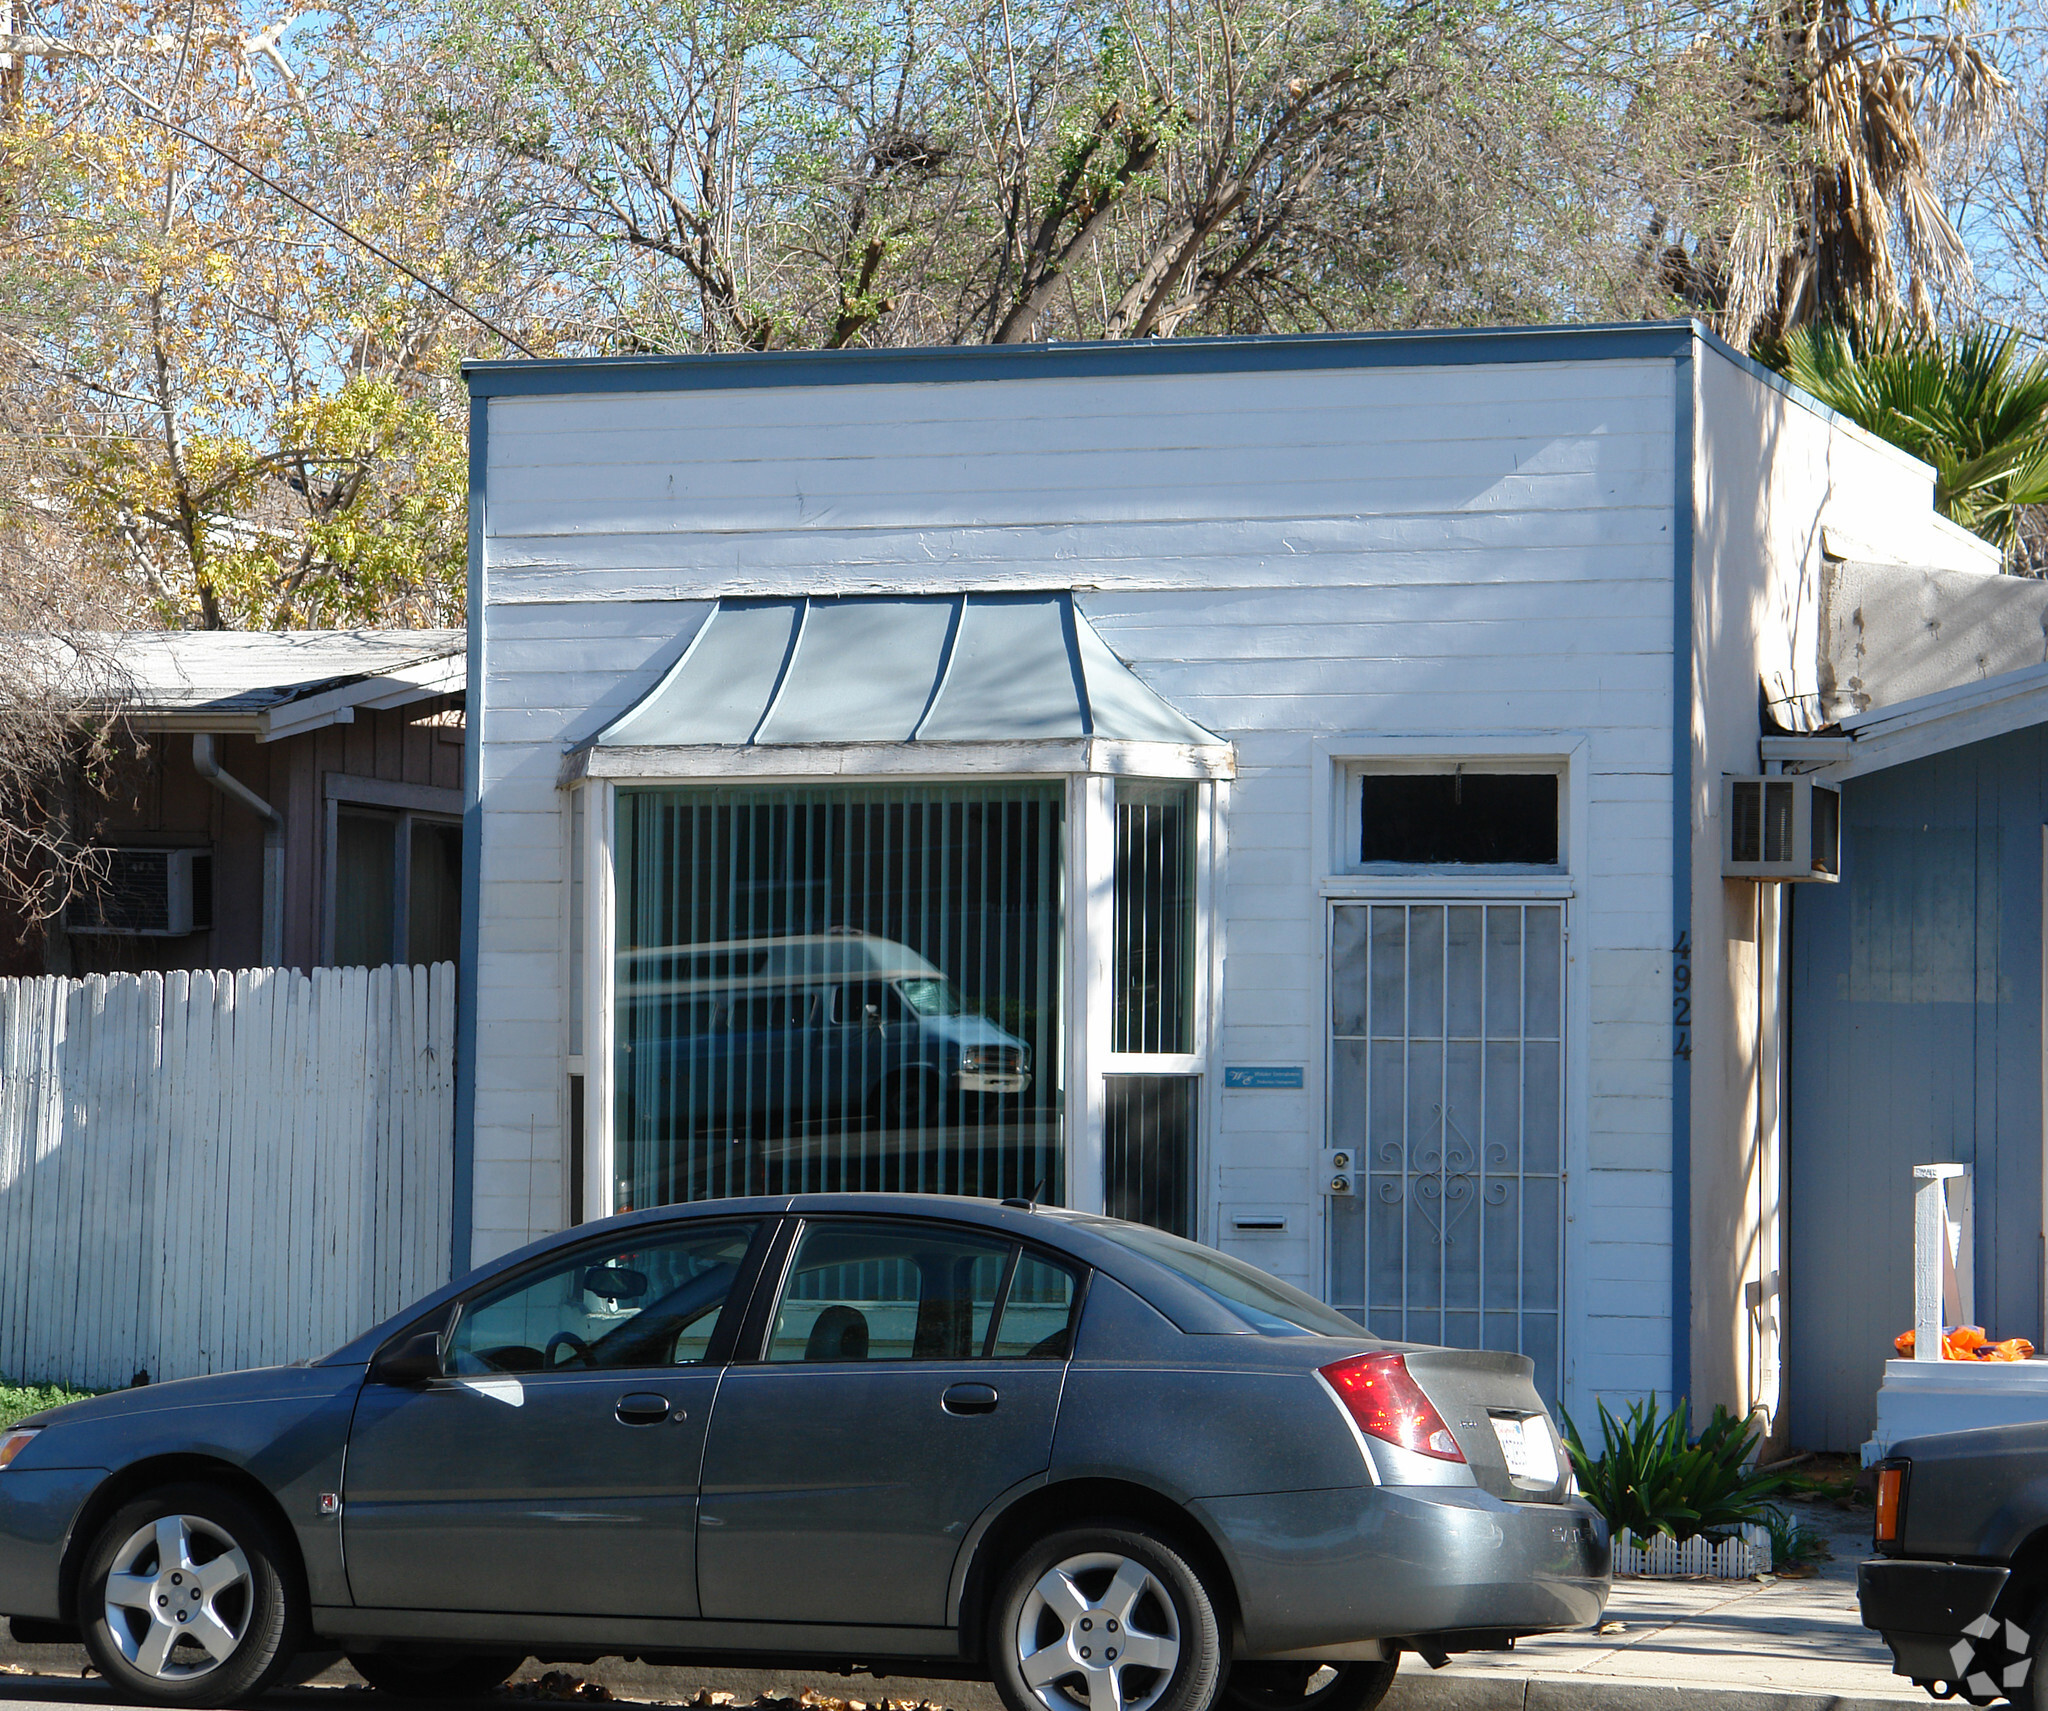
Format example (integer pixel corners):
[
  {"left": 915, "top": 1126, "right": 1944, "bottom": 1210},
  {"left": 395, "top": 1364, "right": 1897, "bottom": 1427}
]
[{"left": 1788, "top": 729, "right": 2046, "bottom": 1451}]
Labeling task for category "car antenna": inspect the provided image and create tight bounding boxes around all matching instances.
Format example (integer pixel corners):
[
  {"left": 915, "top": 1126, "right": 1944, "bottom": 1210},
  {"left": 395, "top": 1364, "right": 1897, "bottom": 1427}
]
[{"left": 1001, "top": 1177, "right": 1045, "bottom": 1212}]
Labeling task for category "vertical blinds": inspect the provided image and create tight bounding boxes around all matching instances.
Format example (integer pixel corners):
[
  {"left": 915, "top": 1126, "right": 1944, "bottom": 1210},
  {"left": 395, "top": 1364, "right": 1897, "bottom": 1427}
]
[
  {"left": 613, "top": 782, "right": 1065, "bottom": 1213},
  {"left": 1112, "top": 782, "right": 1195, "bottom": 1054}
]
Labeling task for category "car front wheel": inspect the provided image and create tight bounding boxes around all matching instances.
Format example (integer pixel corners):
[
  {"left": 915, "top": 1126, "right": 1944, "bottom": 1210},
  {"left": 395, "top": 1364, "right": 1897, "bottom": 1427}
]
[
  {"left": 80, "top": 1482, "right": 301, "bottom": 1706},
  {"left": 990, "top": 1522, "right": 1227, "bottom": 1711}
]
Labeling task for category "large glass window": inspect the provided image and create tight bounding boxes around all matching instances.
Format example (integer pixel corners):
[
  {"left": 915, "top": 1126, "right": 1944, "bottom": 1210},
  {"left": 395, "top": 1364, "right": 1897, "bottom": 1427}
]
[{"left": 614, "top": 783, "right": 1063, "bottom": 1211}]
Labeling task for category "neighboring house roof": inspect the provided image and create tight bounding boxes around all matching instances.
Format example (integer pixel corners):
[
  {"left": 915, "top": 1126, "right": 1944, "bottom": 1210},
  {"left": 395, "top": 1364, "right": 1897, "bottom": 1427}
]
[
  {"left": 575, "top": 593, "right": 1231, "bottom": 779},
  {"left": 81, "top": 629, "right": 465, "bottom": 742},
  {"left": 1766, "top": 660, "right": 2048, "bottom": 779}
]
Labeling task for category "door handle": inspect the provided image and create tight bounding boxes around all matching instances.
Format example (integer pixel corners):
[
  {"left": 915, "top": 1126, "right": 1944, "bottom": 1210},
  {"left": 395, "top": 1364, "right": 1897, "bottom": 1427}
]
[
  {"left": 941, "top": 1382, "right": 999, "bottom": 1417},
  {"left": 615, "top": 1392, "right": 673, "bottom": 1426}
]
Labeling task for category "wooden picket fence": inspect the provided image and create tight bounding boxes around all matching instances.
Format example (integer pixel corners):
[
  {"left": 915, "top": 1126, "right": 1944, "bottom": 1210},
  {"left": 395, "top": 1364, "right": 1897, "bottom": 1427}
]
[{"left": 0, "top": 963, "right": 455, "bottom": 1389}]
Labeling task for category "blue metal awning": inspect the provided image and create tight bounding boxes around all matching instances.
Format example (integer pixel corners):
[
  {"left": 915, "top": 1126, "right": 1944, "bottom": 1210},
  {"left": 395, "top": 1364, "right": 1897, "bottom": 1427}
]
[{"left": 590, "top": 593, "right": 1224, "bottom": 751}]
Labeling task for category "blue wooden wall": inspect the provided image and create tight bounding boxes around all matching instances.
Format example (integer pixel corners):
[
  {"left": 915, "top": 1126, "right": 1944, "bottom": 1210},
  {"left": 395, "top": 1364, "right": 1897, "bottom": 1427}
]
[{"left": 1787, "top": 727, "right": 2045, "bottom": 1452}]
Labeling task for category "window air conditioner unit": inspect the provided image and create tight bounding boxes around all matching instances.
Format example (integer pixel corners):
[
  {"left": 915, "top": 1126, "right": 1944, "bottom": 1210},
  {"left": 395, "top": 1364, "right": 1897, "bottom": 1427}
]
[
  {"left": 66, "top": 848, "right": 214, "bottom": 935},
  {"left": 1723, "top": 777, "right": 1839, "bottom": 882}
]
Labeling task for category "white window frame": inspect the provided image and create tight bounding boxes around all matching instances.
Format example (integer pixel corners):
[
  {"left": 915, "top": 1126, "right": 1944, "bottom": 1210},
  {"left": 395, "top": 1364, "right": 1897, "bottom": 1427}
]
[{"left": 572, "top": 758, "right": 1225, "bottom": 1228}]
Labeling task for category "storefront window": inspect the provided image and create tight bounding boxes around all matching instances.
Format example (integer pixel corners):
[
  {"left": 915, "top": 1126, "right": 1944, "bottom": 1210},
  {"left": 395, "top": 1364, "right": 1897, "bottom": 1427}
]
[{"left": 613, "top": 782, "right": 1064, "bottom": 1211}]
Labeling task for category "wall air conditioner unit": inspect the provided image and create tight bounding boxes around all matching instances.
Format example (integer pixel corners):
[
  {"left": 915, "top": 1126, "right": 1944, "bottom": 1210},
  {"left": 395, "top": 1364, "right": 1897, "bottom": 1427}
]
[
  {"left": 1723, "top": 778, "right": 1840, "bottom": 882},
  {"left": 66, "top": 848, "right": 214, "bottom": 935}
]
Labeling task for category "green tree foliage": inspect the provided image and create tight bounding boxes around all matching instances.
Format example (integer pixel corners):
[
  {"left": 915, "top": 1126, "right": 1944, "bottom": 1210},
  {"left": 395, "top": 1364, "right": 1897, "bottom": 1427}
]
[
  {"left": 1763, "top": 317, "right": 2048, "bottom": 563},
  {"left": 381, "top": 0, "right": 1674, "bottom": 351}
]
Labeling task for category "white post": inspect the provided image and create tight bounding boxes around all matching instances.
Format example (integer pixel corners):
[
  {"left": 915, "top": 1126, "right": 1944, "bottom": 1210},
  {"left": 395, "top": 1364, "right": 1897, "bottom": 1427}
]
[
  {"left": 1912, "top": 1163, "right": 1968, "bottom": 1361},
  {"left": 582, "top": 780, "right": 615, "bottom": 1222}
]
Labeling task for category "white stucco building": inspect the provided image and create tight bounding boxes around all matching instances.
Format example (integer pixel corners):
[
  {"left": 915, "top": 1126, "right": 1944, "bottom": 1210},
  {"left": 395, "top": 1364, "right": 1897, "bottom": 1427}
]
[{"left": 455, "top": 322, "right": 1990, "bottom": 1422}]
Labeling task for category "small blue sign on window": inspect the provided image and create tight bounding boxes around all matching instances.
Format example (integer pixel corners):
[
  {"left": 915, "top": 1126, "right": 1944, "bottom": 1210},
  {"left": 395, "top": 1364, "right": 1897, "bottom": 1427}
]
[{"left": 1223, "top": 1065, "right": 1305, "bottom": 1090}]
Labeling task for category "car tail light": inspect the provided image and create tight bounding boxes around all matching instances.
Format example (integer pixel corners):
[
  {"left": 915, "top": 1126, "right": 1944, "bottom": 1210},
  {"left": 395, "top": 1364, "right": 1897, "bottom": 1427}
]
[
  {"left": 0, "top": 1428, "right": 39, "bottom": 1471},
  {"left": 1874, "top": 1461, "right": 1908, "bottom": 1552},
  {"left": 1319, "top": 1352, "right": 1466, "bottom": 1462}
]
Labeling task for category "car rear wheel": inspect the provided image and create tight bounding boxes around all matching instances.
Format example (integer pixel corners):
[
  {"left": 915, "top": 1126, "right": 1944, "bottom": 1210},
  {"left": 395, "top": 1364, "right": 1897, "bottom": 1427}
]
[
  {"left": 991, "top": 1522, "right": 1227, "bottom": 1711},
  {"left": 1219, "top": 1661, "right": 1396, "bottom": 1711},
  {"left": 79, "top": 1482, "right": 301, "bottom": 1706},
  {"left": 348, "top": 1650, "right": 527, "bottom": 1698}
]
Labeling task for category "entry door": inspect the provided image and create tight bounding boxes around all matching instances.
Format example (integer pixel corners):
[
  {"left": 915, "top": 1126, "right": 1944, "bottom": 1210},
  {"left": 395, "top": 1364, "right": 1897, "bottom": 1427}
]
[
  {"left": 697, "top": 1217, "right": 1074, "bottom": 1627},
  {"left": 343, "top": 1218, "right": 765, "bottom": 1614},
  {"left": 1326, "top": 903, "right": 1565, "bottom": 1401}
]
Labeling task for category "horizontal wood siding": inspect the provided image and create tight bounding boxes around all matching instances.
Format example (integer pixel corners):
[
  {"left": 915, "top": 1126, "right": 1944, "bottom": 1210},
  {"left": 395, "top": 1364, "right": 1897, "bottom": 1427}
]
[
  {"left": 476, "top": 354, "right": 1681, "bottom": 1415},
  {"left": 0, "top": 963, "right": 454, "bottom": 1387}
]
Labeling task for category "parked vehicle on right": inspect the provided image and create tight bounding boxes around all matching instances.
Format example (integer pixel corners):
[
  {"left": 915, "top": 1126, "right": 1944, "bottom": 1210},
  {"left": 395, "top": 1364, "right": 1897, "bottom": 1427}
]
[{"left": 1860, "top": 1420, "right": 2048, "bottom": 1706}]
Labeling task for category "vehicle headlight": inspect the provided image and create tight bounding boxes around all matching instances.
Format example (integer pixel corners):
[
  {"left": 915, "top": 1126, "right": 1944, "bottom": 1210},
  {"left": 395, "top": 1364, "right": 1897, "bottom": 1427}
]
[{"left": 0, "top": 1428, "right": 41, "bottom": 1470}]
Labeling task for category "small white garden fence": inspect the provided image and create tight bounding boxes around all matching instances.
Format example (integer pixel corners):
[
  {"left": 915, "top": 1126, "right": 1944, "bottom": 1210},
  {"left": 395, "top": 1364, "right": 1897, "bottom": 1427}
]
[
  {"left": 0, "top": 964, "right": 455, "bottom": 1389},
  {"left": 1613, "top": 1524, "right": 1772, "bottom": 1579}
]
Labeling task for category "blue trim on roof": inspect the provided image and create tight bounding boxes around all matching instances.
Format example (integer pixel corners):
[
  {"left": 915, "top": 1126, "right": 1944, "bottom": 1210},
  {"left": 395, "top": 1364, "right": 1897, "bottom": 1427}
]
[
  {"left": 1670, "top": 341, "right": 1696, "bottom": 1410},
  {"left": 451, "top": 393, "right": 485, "bottom": 1280},
  {"left": 464, "top": 321, "right": 1702, "bottom": 398}
]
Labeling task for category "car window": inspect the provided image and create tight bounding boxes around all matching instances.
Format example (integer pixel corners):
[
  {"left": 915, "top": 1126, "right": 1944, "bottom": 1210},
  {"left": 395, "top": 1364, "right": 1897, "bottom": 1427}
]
[
  {"left": 836, "top": 981, "right": 910, "bottom": 1026},
  {"left": 989, "top": 1251, "right": 1078, "bottom": 1358},
  {"left": 447, "top": 1221, "right": 759, "bottom": 1375},
  {"left": 768, "top": 1220, "right": 1016, "bottom": 1362},
  {"left": 1073, "top": 1218, "right": 1367, "bottom": 1337}
]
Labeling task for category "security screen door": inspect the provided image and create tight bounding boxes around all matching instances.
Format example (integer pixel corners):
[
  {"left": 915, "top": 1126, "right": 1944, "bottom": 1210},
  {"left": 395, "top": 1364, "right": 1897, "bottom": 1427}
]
[{"left": 1326, "top": 903, "right": 1564, "bottom": 1402}]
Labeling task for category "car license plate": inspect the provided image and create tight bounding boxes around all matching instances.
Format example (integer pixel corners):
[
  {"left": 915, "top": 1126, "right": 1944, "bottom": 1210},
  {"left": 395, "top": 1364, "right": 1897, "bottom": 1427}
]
[{"left": 1492, "top": 1415, "right": 1559, "bottom": 1485}]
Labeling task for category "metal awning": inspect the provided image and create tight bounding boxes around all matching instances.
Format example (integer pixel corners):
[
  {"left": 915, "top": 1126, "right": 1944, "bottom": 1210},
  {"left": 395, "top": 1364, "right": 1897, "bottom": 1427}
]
[{"left": 574, "top": 593, "right": 1231, "bottom": 779}]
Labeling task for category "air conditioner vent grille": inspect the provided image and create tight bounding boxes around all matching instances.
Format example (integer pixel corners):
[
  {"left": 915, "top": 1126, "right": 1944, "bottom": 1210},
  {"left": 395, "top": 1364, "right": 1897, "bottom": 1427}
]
[{"left": 1723, "top": 778, "right": 1840, "bottom": 883}]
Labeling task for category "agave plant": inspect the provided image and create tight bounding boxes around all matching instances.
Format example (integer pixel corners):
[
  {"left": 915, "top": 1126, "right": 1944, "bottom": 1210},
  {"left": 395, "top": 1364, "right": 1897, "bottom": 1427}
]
[
  {"left": 1764, "top": 316, "right": 2048, "bottom": 564},
  {"left": 1561, "top": 1397, "right": 1789, "bottom": 1544}
]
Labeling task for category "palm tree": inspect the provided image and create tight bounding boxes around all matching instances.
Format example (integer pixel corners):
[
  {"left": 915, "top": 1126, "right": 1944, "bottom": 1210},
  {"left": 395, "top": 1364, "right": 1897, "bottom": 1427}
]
[
  {"left": 1636, "top": 0, "right": 2009, "bottom": 350},
  {"left": 1764, "top": 316, "right": 2048, "bottom": 566}
]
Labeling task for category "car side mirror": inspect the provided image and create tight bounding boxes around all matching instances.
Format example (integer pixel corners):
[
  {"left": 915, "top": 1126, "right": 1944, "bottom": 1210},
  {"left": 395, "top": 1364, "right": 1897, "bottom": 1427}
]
[{"left": 372, "top": 1327, "right": 444, "bottom": 1387}]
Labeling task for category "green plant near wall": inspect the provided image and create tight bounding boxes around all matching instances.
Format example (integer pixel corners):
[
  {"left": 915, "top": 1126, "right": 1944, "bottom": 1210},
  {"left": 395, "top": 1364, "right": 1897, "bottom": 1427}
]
[
  {"left": 0, "top": 1380, "right": 94, "bottom": 1431},
  {"left": 1561, "top": 1397, "right": 1789, "bottom": 1543}
]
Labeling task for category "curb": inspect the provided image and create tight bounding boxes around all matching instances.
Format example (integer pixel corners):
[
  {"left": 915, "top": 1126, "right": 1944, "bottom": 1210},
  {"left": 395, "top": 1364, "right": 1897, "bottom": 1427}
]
[{"left": 1386, "top": 1673, "right": 1922, "bottom": 1711}]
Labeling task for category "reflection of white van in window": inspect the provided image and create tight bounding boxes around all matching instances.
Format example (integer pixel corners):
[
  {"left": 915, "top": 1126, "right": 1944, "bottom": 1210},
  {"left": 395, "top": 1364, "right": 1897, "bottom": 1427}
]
[{"left": 618, "top": 932, "right": 1032, "bottom": 1134}]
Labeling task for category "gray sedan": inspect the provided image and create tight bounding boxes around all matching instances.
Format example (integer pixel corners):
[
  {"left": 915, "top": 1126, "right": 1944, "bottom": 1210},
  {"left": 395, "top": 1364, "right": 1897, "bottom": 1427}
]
[{"left": 0, "top": 1195, "right": 1608, "bottom": 1711}]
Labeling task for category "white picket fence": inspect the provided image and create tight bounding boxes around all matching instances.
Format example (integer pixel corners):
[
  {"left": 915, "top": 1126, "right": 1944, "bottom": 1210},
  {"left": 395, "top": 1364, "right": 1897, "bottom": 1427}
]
[
  {"left": 0, "top": 964, "right": 455, "bottom": 1389},
  {"left": 1613, "top": 1524, "right": 1772, "bottom": 1579}
]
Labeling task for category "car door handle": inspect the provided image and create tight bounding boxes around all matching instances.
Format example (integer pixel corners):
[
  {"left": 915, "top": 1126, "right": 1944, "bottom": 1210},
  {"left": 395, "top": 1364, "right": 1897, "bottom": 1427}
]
[
  {"left": 615, "top": 1392, "right": 674, "bottom": 1426},
  {"left": 941, "top": 1382, "right": 999, "bottom": 1417}
]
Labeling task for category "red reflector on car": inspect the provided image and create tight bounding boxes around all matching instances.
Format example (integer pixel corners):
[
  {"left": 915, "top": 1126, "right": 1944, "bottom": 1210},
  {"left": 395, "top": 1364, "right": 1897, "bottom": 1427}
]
[{"left": 1319, "top": 1352, "right": 1466, "bottom": 1462}]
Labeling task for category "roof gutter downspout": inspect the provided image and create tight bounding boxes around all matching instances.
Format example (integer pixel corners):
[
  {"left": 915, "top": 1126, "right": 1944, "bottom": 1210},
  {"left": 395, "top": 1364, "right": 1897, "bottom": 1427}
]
[{"left": 192, "top": 733, "right": 283, "bottom": 965}]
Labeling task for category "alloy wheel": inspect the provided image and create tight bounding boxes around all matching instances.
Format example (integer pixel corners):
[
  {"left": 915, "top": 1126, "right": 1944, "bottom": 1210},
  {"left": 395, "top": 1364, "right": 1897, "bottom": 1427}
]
[
  {"left": 101, "top": 1513, "right": 252, "bottom": 1681},
  {"left": 1012, "top": 1549, "right": 1183, "bottom": 1711}
]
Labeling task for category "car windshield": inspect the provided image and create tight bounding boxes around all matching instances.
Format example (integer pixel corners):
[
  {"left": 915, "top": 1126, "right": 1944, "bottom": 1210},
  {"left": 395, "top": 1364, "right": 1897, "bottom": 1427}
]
[
  {"left": 896, "top": 977, "right": 965, "bottom": 1017},
  {"left": 1081, "top": 1221, "right": 1370, "bottom": 1338}
]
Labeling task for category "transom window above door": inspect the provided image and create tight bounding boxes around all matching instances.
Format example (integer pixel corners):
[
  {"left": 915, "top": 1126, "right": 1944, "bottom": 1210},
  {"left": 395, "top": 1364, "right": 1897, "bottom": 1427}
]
[{"left": 1345, "top": 765, "right": 1563, "bottom": 872}]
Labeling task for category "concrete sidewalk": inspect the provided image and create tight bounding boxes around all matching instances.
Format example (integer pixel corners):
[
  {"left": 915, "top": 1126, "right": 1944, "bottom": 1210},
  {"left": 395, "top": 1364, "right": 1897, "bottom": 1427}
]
[{"left": 1384, "top": 1502, "right": 1920, "bottom": 1709}]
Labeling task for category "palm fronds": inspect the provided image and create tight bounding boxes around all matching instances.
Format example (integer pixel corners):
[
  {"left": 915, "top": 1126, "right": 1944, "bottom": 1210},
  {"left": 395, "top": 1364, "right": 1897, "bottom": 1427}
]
[{"left": 1763, "top": 316, "right": 2048, "bottom": 562}]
